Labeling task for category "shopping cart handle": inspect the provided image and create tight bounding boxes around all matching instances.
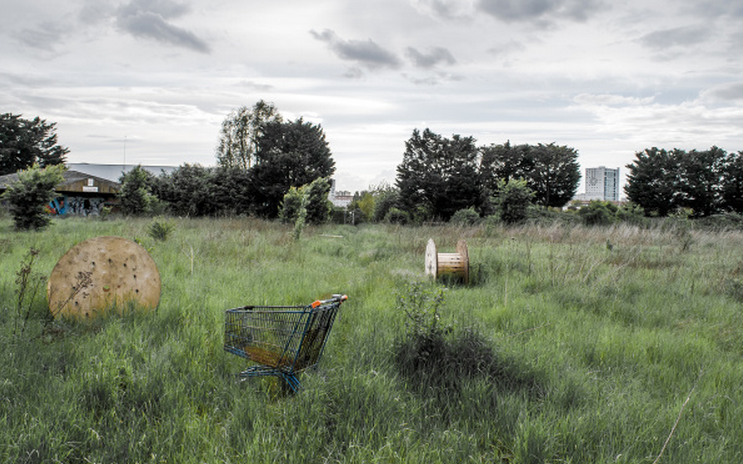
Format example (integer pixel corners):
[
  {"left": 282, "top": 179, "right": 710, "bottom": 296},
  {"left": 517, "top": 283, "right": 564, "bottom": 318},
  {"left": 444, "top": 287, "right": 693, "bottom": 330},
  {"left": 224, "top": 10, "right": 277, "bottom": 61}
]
[{"left": 311, "top": 294, "right": 348, "bottom": 308}]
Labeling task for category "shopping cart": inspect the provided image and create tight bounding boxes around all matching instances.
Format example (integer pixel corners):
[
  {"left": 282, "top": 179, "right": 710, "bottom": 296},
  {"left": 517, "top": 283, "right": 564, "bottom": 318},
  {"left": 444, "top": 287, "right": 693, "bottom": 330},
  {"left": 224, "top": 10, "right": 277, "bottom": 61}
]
[{"left": 224, "top": 294, "right": 347, "bottom": 391}]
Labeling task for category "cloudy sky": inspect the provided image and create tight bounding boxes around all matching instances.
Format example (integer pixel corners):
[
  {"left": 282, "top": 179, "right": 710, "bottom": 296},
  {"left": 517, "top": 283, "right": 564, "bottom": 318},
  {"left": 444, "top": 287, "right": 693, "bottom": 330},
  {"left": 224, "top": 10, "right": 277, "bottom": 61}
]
[{"left": 3, "top": 0, "right": 743, "bottom": 192}]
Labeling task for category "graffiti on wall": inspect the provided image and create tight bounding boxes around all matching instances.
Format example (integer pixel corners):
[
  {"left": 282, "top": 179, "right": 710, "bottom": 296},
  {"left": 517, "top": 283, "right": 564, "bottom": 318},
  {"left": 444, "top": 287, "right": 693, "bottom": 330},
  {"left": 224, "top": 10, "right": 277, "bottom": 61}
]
[{"left": 47, "top": 196, "right": 108, "bottom": 216}]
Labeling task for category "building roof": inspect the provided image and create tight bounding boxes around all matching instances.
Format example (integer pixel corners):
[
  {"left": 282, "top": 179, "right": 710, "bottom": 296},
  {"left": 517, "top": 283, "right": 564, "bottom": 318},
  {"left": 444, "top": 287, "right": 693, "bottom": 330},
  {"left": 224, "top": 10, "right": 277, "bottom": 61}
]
[
  {"left": 0, "top": 169, "right": 121, "bottom": 193},
  {"left": 67, "top": 163, "right": 178, "bottom": 183}
]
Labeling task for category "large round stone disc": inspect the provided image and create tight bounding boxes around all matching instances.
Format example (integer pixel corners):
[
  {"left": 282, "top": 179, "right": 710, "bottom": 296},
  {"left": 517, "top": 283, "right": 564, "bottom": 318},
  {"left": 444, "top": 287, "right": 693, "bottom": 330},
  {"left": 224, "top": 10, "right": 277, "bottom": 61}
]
[{"left": 47, "top": 236, "right": 161, "bottom": 318}]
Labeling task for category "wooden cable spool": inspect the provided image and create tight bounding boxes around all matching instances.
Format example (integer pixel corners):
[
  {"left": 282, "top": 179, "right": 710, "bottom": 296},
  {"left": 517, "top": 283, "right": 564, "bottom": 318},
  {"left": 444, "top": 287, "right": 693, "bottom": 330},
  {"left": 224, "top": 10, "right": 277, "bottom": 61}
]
[
  {"left": 425, "top": 238, "right": 470, "bottom": 284},
  {"left": 47, "top": 236, "right": 161, "bottom": 319}
]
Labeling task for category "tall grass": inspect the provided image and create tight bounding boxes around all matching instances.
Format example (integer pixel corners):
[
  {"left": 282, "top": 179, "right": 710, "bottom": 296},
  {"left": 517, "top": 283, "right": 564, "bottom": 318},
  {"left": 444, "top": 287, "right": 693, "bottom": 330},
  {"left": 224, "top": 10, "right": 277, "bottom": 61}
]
[{"left": 1, "top": 216, "right": 743, "bottom": 462}]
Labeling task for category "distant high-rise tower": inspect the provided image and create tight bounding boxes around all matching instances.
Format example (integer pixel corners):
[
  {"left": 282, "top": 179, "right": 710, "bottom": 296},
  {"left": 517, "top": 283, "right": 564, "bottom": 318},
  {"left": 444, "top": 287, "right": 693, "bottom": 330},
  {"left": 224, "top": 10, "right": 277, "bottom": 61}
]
[{"left": 585, "top": 167, "right": 620, "bottom": 201}]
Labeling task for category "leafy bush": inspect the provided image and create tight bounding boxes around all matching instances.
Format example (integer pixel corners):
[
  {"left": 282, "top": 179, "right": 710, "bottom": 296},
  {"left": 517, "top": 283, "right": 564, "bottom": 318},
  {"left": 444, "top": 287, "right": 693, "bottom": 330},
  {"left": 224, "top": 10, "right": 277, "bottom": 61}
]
[
  {"left": 303, "top": 177, "right": 332, "bottom": 225},
  {"left": 372, "top": 188, "right": 400, "bottom": 222},
  {"left": 393, "top": 281, "right": 544, "bottom": 395},
  {"left": 349, "top": 191, "right": 375, "bottom": 223},
  {"left": 278, "top": 186, "right": 305, "bottom": 224},
  {"left": 2, "top": 164, "right": 65, "bottom": 230},
  {"left": 279, "top": 177, "right": 332, "bottom": 226},
  {"left": 148, "top": 218, "right": 175, "bottom": 241},
  {"left": 493, "top": 178, "right": 535, "bottom": 224},
  {"left": 615, "top": 202, "right": 648, "bottom": 227},
  {"left": 397, "top": 281, "right": 448, "bottom": 340},
  {"left": 579, "top": 201, "right": 618, "bottom": 226},
  {"left": 450, "top": 207, "right": 480, "bottom": 226},
  {"left": 384, "top": 207, "right": 410, "bottom": 225},
  {"left": 118, "top": 165, "right": 157, "bottom": 216},
  {"left": 696, "top": 212, "right": 743, "bottom": 231}
]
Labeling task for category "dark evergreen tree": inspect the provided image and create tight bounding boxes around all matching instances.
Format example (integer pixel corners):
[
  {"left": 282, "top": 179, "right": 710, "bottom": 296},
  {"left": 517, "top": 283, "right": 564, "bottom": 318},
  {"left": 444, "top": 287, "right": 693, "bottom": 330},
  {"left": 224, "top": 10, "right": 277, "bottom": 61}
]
[
  {"left": 248, "top": 118, "right": 335, "bottom": 218},
  {"left": 0, "top": 113, "right": 69, "bottom": 175},
  {"left": 2, "top": 164, "right": 65, "bottom": 230},
  {"left": 395, "top": 129, "right": 481, "bottom": 221},
  {"left": 625, "top": 148, "right": 683, "bottom": 217},
  {"left": 152, "top": 164, "right": 214, "bottom": 216},
  {"left": 118, "top": 165, "right": 157, "bottom": 215},
  {"left": 722, "top": 151, "right": 743, "bottom": 214},
  {"left": 493, "top": 178, "right": 534, "bottom": 224},
  {"left": 480, "top": 142, "right": 580, "bottom": 208},
  {"left": 677, "top": 146, "right": 727, "bottom": 217},
  {"left": 625, "top": 148, "right": 681, "bottom": 216}
]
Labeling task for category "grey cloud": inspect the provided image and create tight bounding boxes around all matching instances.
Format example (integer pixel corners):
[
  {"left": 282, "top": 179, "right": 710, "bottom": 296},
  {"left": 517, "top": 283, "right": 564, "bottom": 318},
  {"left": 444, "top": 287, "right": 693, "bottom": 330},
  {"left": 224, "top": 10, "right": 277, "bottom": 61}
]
[
  {"left": 17, "top": 21, "right": 67, "bottom": 50},
  {"left": 116, "top": 0, "right": 210, "bottom": 53},
  {"left": 310, "top": 29, "right": 402, "bottom": 71},
  {"left": 477, "top": 0, "right": 605, "bottom": 23},
  {"left": 344, "top": 67, "right": 365, "bottom": 79},
  {"left": 403, "top": 71, "right": 465, "bottom": 86},
  {"left": 79, "top": 1, "right": 116, "bottom": 24},
  {"left": 413, "top": 0, "right": 475, "bottom": 20},
  {"left": 703, "top": 82, "right": 743, "bottom": 102},
  {"left": 487, "top": 40, "right": 526, "bottom": 56},
  {"left": 406, "top": 47, "right": 456, "bottom": 68},
  {"left": 118, "top": 0, "right": 189, "bottom": 20},
  {"left": 687, "top": 0, "right": 743, "bottom": 19},
  {"left": 639, "top": 26, "right": 710, "bottom": 50}
]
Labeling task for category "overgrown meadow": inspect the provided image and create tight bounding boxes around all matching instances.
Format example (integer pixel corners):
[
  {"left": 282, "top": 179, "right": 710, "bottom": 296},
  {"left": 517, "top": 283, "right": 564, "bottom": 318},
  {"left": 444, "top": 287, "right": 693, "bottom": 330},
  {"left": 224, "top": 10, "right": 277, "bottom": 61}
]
[{"left": 2, "top": 216, "right": 743, "bottom": 463}]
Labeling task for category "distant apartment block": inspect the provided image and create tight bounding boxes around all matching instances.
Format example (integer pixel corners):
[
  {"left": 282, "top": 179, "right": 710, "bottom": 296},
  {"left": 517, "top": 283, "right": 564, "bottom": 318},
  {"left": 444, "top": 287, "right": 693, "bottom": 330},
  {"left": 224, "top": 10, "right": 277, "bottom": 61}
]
[
  {"left": 584, "top": 166, "right": 620, "bottom": 202},
  {"left": 329, "top": 180, "right": 353, "bottom": 208}
]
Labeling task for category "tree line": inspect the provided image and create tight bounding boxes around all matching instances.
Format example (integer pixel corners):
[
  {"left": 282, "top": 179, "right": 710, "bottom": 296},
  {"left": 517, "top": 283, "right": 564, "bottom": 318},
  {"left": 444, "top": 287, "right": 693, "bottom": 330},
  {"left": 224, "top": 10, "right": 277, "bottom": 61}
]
[
  {"left": 5, "top": 106, "right": 743, "bottom": 231},
  {"left": 625, "top": 146, "right": 743, "bottom": 217},
  {"left": 121, "top": 101, "right": 336, "bottom": 221}
]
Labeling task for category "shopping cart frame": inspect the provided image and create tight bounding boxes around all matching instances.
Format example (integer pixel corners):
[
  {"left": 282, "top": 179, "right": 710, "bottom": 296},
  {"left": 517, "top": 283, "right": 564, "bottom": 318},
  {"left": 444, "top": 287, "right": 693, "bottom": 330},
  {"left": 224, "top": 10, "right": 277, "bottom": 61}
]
[{"left": 224, "top": 294, "right": 347, "bottom": 391}]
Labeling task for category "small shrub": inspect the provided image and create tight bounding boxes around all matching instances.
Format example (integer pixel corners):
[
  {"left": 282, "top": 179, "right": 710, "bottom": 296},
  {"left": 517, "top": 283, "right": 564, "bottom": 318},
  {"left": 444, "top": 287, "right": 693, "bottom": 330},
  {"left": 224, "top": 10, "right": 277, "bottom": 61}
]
[
  {"left": 279, "top": 186, "right": 305, "bottom": 224},
  {"left": 384, "top": 207, "right": 410, "bottom": 225},
  {"left": 372, "top": 188, "right": 400, "bottom": 222},
  {"left": 11, "top": 248, "right": 44, "bottom": 335},
  {"left": 450, "top": 207, "right": 480, "bottom": 226},
  {"left": 616, "top": 202, "right": 648, "bottom": 227},
  {"left": 279, "top": 177, "right": 332, "bottom": 227},
  {"left": 723, "top": 278, "right": 743, "bottom": 302},
  {"left": 398, "top": 281, "right": 448, "bottom": 340},
  {"left": 393, "top": 281, "right": 545, "bottom": 396},
  {"left": 118, "top": 165, "right": 157, "bottom": 216},
  {"left": 2, "top": 164, "right": 65, "bottom": 230},
  {"left": 493, "top": 178, "right": 535, "bottom": 224},
  {"left": 148, "top": 218, "right": 175, "bottom": 241},
  {"left": 579, "top": 201, "right": 617, "bottom": 226}
]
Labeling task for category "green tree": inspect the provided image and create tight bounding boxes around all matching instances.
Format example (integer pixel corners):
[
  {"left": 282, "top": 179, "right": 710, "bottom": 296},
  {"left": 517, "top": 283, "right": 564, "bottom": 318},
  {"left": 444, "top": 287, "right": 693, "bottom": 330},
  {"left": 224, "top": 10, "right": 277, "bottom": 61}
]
[
  {"left": 248, "top": 118, "right": 335, "bottom": 218},
  {"left": 479, "top": 141, "right": 531, "bottom": 193},
  {"left": 0, "top": 113, "right": 69, "bottom": 175},
  {"left": 395, "top": 129, "right": 482, "bottom": 221},
  {"left": 152, "top": 164, "right": 214, "bottom": 216},
  {"left": 118, "top": 165, "right": 157, "bottom": 215},
  {"left": 625, "top": 148, "right": 682, "bottom": 216},
  {"left": 722, "top": 151, "right": 743, "bottom": 214},
  {"left": 279, "top": 186, "right": 306, "bottom": 224},
  {"left": 2, "top": 164, "right": 65, "bottom": 230},
  {"left": 153, "top": 164, "right": 254, "bottom": 217},
  {"left": 303, "top": 177, "right": 333, "bottom": 225},
  {"left": 349, "top": 191, "right": 376, "bottom": 223},
  {"left": 677, "top": 146, "right": 727, "bottom": 217},
  {"left": 372, "top": 185, "right": 400, "bottom": 223},
  {"left": 529, "top": 143, "right": 581, "bottom": 208},
  {"left": 279, "top": 177, "right": 333, "bottom": 226},
  {"left": 215, "top": 100, "right": 282, "bottom": 170},
  {"left": 492, "top": 178, "right": 534, "bottom": 224},
  {"left": 480, "top": 142, "right": 580, "bottom": 208}
]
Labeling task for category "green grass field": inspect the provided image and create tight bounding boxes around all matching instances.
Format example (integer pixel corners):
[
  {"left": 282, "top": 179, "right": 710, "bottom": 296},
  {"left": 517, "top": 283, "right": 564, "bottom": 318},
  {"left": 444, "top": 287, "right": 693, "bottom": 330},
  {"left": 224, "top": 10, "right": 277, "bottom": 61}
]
[{"left": 2, "top": 216, "right": 743, "bottom": 463}]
